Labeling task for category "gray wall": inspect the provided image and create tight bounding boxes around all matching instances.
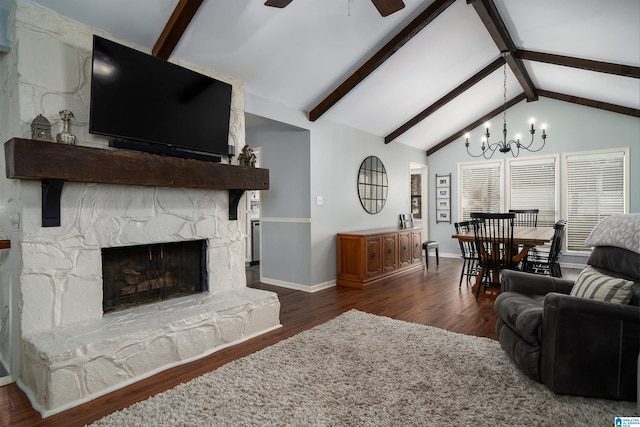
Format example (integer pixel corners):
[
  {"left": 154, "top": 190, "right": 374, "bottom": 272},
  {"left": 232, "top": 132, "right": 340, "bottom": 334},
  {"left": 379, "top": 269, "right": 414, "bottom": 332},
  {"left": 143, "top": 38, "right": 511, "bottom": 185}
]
[
  {"left": 249, "top": 88, "right": 639, "bottom": 288},
  {"left": 246, "top": 120, "right": 313, "bottom": 287},
  {"left": 245, "top": 93, "right": 428, "bottom": 289},
  {"left": 426, "top": 97, "right": 640, "bottom": 266}
]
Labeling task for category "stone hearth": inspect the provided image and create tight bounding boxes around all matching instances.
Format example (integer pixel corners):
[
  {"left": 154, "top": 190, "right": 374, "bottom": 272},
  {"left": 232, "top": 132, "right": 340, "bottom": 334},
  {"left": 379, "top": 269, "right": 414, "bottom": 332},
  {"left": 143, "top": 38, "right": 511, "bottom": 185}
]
[{"left": 21, "top": 287, "right": 279, "bottom": 415}]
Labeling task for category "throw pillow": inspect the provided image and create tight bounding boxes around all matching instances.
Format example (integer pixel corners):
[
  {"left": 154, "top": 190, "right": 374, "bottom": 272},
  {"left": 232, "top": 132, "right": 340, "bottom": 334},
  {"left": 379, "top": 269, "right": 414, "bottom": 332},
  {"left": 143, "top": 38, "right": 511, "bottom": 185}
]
[{"left": 570, "top": 265, "right": 635, "bottom": 304}]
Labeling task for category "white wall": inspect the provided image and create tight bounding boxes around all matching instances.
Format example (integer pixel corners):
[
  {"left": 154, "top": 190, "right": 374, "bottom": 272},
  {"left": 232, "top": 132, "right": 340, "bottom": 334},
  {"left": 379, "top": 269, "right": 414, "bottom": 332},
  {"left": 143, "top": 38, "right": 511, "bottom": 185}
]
[{"left": 426, "top": 97, "right": 640, "bottom": 264}]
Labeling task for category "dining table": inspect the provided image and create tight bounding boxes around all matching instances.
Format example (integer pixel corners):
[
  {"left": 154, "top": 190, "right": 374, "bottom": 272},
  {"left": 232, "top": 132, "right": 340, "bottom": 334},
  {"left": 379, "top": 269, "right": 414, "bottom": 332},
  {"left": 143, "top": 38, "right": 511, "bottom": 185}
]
[{"left": 451, "top": 226, "right": 555, "bottom": 285}]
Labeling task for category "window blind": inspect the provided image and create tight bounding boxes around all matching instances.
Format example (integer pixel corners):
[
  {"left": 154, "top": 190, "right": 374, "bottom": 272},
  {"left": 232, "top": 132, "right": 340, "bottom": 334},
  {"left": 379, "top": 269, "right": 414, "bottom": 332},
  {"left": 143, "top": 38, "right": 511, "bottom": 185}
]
[
  {"left": 508, "top": 157, "right": 557, "bottom": 227},
  {"left": 565, "top": 150, "right": 626, "bottom": 252},
  {"left": 459, "top": 161, "right": 502, "bottom": 221}
]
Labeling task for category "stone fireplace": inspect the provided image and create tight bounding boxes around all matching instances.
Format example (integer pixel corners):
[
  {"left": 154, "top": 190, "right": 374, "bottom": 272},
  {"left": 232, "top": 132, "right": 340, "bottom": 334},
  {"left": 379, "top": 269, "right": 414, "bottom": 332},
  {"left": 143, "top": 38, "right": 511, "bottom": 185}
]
[
  {"left": 15, "top": 179, "right": 280, "bottom": 417},
  {"left": 2, "top": 4, "right": 280, "bottom": 417}
]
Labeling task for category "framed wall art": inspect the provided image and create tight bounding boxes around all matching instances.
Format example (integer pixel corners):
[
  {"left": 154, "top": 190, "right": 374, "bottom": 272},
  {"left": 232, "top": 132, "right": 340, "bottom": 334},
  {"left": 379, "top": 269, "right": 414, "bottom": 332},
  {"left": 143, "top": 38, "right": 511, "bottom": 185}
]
[
  {"left": 436, "top": 174, "right": 450, "bottom": 188},
  {"left": 435, "top": 173, "right": 451, "bottom": 223},
  {"left": 437, "top": 210, "right": 450, "bottom": 222}
]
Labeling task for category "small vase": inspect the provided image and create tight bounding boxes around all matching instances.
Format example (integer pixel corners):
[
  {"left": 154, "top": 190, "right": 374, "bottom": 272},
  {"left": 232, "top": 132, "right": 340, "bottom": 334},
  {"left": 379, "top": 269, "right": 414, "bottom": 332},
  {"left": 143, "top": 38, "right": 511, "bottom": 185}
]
[{"left": 56, "top": 110, "right": 77, "bottom": 145}]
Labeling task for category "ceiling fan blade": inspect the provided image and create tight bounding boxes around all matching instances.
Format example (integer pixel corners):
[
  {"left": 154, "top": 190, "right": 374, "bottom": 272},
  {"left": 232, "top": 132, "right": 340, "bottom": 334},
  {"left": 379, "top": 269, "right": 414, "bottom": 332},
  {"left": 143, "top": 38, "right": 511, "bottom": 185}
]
[
  {"left": 264, "top": 0, "right": 294, "bottom": 8},
  {"left": 370, "top": 0, "right": 405, "bottom": 17}
]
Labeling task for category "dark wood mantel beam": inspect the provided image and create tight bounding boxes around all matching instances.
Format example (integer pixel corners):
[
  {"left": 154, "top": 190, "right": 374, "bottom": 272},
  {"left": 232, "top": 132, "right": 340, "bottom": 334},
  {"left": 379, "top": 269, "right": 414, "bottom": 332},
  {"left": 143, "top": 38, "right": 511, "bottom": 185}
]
[
  {"left": 308, "top": 0, "right": 456, "bottom": 122},
  {"left": 152, "top": 0, "right": 204, "bottom": 60},
  {"left": 385, "top": 56, "right": 505, "bottom": 144},
  {"left": 468, "top": 0, "right": 537, "bottom": 101},
  {"left": 515, "top": 50, "right": 640, "bottom": 79}
]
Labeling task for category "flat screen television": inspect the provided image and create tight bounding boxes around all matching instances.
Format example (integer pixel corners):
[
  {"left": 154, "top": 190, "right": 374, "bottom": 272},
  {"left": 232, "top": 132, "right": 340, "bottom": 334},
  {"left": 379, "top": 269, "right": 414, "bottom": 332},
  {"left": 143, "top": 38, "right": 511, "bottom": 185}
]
[{"left": 89, "top": 35, "right": 232, "bottom": 161}]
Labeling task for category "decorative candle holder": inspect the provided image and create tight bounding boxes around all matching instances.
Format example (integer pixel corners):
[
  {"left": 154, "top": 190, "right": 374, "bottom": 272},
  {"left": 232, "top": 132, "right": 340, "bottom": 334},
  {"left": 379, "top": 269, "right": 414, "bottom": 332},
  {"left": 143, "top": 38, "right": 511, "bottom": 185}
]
[{"left": 56, "top": 110, "right": 77, "bottom": 145}]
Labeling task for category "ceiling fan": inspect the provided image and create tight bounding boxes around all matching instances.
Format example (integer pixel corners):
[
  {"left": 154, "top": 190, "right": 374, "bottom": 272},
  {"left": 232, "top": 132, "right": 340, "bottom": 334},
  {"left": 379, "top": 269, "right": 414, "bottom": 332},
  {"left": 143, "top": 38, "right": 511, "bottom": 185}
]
[{"left": 264, "top": 0, "right": 406, "bottom": 17}]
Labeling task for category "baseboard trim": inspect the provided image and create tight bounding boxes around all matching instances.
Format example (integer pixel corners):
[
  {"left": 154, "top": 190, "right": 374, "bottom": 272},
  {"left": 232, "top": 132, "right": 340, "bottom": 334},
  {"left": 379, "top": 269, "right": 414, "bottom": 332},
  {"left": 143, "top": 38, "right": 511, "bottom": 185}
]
[
  {"left": 0, "top": 375, "right": 13, "bottom": 387},
  {"left": 260, "top": 277, "right": 336, "bottom": 293}
]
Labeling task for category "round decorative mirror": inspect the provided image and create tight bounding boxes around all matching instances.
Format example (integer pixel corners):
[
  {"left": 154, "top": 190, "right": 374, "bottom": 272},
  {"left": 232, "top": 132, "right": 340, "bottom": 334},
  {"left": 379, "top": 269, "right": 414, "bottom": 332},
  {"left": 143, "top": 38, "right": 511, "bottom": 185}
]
[{"left": 357, "top": 156, "right": 388, "bottom": 214}]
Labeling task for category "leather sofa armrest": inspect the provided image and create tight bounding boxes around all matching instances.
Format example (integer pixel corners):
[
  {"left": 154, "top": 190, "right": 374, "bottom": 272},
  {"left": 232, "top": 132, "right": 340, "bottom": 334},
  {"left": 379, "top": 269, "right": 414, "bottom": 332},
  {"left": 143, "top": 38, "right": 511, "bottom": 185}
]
[
  {"left": 541, "top": 292, "right": 640, "bottom": 400},
  {"left": 500, "top": 270, "right": 574, "bottom": 296}
]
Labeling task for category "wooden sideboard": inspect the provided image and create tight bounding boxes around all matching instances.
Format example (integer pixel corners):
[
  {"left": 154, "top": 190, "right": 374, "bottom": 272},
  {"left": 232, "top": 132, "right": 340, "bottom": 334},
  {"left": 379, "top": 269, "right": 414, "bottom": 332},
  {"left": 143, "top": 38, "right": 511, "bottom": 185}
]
[{"left": 337, "top": 227, "right": 423, "bottom": 289}]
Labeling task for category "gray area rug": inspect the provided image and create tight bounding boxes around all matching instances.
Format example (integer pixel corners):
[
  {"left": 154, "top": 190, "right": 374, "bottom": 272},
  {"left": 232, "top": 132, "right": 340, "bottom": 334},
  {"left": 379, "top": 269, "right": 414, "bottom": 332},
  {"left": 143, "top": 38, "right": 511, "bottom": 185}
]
[{"left": 91, "top": 310, "right": 635, "bottom": 426}]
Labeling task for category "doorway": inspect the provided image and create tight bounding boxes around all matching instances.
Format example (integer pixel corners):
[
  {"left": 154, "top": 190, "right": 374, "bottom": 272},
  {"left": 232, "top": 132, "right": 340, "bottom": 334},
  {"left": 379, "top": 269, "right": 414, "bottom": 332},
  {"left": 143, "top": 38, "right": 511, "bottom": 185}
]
[
  {"left": 410, "top": 162, "right": 428, "bottom": 239},
  {"left": 246, "top": 147, "right": 261, "bottom": 285}
]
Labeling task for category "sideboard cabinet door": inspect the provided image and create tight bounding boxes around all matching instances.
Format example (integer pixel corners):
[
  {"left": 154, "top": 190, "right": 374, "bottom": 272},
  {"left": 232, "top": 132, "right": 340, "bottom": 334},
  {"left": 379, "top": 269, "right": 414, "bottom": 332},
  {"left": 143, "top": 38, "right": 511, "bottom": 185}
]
[
  {"left": 398, "top": 231, "right": 411, "bottom": 268},
  {"left": 365, "top": 236, "right": 383, "bottom": 279},
  {"left": 382, "top": 233, "right": 398, "bottom": 273},
  {"left": 411, "top": 230, "right": 423, "bottom": 264}
]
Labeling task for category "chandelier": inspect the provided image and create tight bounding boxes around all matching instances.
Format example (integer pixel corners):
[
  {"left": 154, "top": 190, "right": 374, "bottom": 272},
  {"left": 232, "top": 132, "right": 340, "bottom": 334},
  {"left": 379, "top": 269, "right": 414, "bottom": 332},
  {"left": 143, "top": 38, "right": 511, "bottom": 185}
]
[{"left": 465, "top": 53, "right": 547, "bottom": 159}]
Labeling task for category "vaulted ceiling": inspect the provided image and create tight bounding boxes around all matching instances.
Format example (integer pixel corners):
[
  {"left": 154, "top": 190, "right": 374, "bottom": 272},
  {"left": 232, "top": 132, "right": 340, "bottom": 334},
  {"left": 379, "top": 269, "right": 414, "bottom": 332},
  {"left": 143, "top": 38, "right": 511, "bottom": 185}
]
[{"left": 26, "top": 0, "right": 640, "bottom": 155}]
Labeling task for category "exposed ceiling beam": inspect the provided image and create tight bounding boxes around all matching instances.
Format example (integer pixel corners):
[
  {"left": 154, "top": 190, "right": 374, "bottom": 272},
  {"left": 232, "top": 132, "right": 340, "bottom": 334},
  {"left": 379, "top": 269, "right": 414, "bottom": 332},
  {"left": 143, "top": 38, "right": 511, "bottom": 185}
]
[
  {"left": 264, "top": 0, "right": 294, "bottom": 8},
  {"left": 308, "top": 0, "right": 456, "bottom": 122},
  {"left": 516, "top": 50, "right": 640, "bottom": 79},
  {"left": 427, "top": 90, "right": 640, "bottom": 156},
  {"left": 538, "top": 90, "right": 640, "bottom": 118},
  {"left": 426, "top": 92, "right": 527, "bottom": 156},
  {"left": 385, "top": 56, "right": 505, "bottom": 144},
  {"left": 468, "top": 0, "right": 537, "bottom": 101},
  {"left": 371, "top": 0, "right": 407, "bottom": 17},
  {"left": 152, "top": 0, "right": 204, "bottom": 60}
]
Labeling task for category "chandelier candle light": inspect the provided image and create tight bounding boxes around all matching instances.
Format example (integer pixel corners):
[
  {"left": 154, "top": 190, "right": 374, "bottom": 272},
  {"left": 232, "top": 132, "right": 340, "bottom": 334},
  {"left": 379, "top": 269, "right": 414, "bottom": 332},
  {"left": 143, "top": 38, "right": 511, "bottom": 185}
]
[{"left": 465, "top": 53, "right": 547, "bottom": 159}]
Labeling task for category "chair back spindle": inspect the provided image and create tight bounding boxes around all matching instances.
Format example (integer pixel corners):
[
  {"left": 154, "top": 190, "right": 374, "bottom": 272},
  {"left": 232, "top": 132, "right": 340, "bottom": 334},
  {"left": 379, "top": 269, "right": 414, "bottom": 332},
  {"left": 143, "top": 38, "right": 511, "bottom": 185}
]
[{"left": 509, "top": 209, "right": 539, "bottom": 227}]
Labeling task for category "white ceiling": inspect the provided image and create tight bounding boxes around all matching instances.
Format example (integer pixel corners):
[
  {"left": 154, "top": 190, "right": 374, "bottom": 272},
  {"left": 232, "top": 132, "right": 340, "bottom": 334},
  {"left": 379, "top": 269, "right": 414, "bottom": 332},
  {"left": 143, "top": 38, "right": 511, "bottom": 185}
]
[{"left": 25, "top": 0, "right": 640, "bottom": 153}]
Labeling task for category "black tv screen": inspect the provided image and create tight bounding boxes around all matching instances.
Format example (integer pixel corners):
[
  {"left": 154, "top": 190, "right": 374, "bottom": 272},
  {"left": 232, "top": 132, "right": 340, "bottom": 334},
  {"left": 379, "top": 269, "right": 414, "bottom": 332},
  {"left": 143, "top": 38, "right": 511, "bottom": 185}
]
[{"left": 89, "top": 35, "right": 232, "bottom": 158}]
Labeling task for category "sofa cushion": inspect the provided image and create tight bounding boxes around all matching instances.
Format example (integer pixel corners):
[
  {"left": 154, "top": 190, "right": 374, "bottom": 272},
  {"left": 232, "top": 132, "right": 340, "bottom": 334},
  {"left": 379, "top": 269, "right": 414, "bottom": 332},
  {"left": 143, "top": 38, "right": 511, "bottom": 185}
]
[
  {"left": 570, "top": 265, "right": 635, "bottom": 304},
  {"left": 496, "top": 319, "right": 541, "bottom": 381},
  {"left": 494, "top": 292, "right": 545, "bottom": 347}
]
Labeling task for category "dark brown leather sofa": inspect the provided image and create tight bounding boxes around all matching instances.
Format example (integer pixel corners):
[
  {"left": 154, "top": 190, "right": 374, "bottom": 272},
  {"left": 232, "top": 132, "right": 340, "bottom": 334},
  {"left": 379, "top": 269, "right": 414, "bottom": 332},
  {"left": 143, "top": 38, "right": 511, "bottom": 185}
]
[{"left": 494, "top": 243, "right": 640, "bottom": 402}]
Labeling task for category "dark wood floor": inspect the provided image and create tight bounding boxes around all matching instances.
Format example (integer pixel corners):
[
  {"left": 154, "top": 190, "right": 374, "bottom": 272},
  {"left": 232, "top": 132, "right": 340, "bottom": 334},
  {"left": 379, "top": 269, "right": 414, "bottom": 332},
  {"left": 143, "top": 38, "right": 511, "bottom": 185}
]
[{"left": 0, "top": 257, "right": 579, "bottom": 426}]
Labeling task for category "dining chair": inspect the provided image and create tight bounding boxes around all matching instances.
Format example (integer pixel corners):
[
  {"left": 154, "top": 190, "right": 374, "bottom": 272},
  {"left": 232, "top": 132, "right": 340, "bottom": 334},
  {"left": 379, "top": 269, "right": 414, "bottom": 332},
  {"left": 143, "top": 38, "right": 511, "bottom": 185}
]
[
  {"left": 509, "top": 209, "right": 539, "bottom": 227},
  {"left": 471, "top": 212, "right": 516, "bottom": 298},
  {"left": 509, "top": 209, "right": 539, "bottom": 265},
  {"left": 454, "top": 221, "right": 479, "bottom": 287},
  {"left": 522, "top": 220, "right": 567, "bottom": 277}
]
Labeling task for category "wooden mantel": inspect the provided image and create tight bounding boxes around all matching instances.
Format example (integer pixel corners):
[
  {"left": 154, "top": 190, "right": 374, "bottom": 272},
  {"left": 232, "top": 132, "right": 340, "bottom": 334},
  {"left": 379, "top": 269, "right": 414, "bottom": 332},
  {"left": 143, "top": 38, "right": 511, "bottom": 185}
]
[{"left": 4, "top": 138, "right": 269, "bottom": 225}]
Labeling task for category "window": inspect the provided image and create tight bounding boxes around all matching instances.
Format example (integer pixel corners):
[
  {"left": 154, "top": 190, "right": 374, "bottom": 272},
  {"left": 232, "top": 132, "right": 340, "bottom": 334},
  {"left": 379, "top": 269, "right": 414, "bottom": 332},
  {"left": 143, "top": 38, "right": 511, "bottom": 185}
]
[
  {"left": 458, "top": 160, "right": 503, "bottom": 220},
  {"left": 507, "top": 156, "right": 558, "bottom": 227},
  {"left": 563, "top": 148, "right": 628, "bottom": 252}
]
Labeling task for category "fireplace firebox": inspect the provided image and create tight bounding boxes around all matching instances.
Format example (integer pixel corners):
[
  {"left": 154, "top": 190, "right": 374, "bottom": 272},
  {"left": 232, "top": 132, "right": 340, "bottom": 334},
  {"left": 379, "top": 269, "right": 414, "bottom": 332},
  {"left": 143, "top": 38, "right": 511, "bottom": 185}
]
[{"left": 102, "top": 240, "right": 207, "bottom": 313}]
